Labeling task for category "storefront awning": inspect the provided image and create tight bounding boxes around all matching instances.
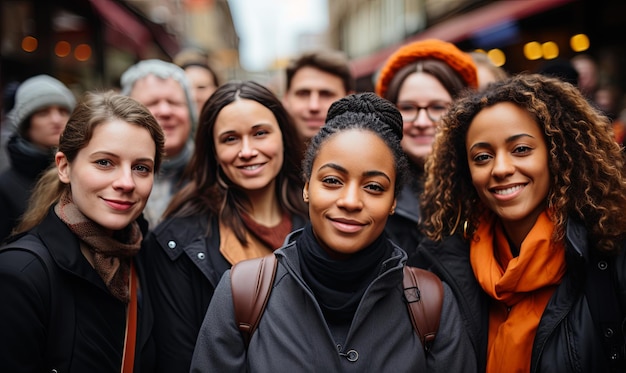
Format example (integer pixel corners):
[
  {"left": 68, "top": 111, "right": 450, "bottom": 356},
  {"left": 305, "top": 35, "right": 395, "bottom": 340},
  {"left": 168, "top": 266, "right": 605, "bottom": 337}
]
[
  {"left": 88, "top": 0, "right": 179, "bottom": 58},
  {"left": 350, "top": 0, "right": 575, "bottom": 77}
]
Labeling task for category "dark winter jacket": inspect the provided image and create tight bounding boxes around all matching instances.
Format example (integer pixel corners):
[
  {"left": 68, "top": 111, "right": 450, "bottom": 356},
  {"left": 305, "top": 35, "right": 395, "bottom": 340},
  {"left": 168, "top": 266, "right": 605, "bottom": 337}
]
[
  {"left": 0, "top": 135, "right": 54, "bottom": 243},
  {"left": 190, "top": 229, "right": 476, "bottom": 372},
  {"left": 140, "top": 213, "right": 307, "bottom": 373},
  {"left": 411, "top": 218, "right": 626, "bottom": 373},
  {"left": 0, "top": 209, "right": 155, "bottom": 372},
  {"left": 385, "top": 183, "right": 423, "bottom": 255}
]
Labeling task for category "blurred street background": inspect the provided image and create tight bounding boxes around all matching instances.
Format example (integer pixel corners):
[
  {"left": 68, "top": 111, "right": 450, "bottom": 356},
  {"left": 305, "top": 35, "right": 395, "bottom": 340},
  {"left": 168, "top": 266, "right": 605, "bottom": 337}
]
[{"left": 1, "top": 0, "right": 625, "bottom": 97}]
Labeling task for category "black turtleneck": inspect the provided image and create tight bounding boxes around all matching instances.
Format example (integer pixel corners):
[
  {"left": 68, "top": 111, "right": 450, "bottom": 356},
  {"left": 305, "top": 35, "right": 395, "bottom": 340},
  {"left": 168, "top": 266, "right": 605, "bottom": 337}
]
[{"left": 297, "top": 223, "right": 393, "bottom": 325}]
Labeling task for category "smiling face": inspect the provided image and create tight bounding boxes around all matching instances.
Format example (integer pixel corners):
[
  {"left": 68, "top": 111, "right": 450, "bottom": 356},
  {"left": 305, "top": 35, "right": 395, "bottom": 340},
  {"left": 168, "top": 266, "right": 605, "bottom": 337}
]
[
  {"left": 56, "top": 119, "right": 156, "bottom": 232},
  {"left": 397, "top": 72, "right": 452, "bottom": 166},
  {"left": 282, "top": 66, "right": 347, "bottom": 141},
  {"left": 466, "top": 102, "right": 550, "bottom": 244},
  {"left": 304, "top": 129, "right": 397, "bottom": 257},
  {"left": 213, "top": 98, "right": 284, "bottom": 195},
  {"left": 129, "top": 75, "right": 191, "bottom": 158}
]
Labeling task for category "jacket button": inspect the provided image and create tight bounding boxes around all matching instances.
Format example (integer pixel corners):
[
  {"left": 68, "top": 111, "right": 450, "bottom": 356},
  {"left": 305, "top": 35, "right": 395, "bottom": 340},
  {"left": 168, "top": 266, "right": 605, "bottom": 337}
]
[
  {"left": 197, "top": 252, "right": 205, "bottom": 260},
  {"left": 346, "top": 349, "right": 358, "bottom": 362},
  {"left": 168, "top": 241, "right": 176, "bottom": 249},
  {"left": 604, "top": 327, "right": 614, "bottom": 338},
  {"left": 598, "top": 260, "right": 608, "bottom": 270}
]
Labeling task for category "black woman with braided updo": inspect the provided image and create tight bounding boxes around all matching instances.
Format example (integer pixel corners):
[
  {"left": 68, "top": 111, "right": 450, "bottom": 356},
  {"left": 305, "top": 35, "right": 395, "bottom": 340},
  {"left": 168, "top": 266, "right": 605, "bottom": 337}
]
[{"left": 190, "top": 92, "right": 475, "bottom": 372}]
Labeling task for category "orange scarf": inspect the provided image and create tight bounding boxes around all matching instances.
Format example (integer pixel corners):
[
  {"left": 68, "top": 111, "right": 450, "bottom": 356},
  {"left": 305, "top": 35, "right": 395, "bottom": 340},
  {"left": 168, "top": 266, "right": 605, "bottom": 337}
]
[{"left": 470, "top": 211, "right": 566, "bottom": 373}]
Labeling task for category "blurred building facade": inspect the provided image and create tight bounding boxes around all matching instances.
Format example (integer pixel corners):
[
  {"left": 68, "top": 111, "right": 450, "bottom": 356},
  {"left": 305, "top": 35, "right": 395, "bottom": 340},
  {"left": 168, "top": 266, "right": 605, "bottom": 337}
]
[
  {"left": 2, "top": 0, "right": 625, "bottom": 99},
  {"left": 0, "top": 0, "right": 239, "bottom": 98},
  {"left": 326, "top": 0, "right": 626, "bottom": 92}
]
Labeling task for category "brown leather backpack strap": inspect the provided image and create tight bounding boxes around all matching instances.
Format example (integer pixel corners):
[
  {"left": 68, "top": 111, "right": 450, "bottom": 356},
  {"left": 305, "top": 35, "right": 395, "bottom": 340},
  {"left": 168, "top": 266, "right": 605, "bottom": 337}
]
[
  {"left": 230, "top": 254, "right": 278, "bottom": 346},
  {"left": 402, "top": 266, "right": 444, "bottom": 351}
]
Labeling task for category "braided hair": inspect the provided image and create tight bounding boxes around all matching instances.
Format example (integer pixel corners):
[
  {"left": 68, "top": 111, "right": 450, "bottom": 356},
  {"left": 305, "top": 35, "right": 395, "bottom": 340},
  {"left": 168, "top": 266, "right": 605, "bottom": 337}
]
[{"left": 302, "top": 92, "right": 408, "bottom": 195}]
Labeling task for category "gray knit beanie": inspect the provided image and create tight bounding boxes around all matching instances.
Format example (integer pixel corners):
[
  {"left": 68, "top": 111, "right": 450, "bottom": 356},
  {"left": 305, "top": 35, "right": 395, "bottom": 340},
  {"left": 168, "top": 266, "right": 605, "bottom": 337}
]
[
  {"left": 120, "top": 59, "right": 198, "bottom": 128},
  {"left": 8, "top": 74, "right": 76, "bottom": 134}
]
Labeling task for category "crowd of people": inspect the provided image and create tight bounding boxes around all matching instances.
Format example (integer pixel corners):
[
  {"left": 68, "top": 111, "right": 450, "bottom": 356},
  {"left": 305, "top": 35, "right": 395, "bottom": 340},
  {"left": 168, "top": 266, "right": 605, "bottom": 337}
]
[{"left": 0, "top": 39, "right": 625, "bottom": 372}]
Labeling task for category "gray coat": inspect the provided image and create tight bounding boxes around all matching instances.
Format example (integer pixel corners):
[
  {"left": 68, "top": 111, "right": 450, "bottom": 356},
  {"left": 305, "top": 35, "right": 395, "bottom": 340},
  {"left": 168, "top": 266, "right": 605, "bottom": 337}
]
[{"left": 190, "top": 238, "right": 476, "bottom": 372}]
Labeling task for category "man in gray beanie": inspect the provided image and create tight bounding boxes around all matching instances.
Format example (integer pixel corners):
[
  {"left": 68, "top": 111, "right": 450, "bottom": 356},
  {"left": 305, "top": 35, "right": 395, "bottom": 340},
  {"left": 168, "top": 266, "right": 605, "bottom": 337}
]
[
  {"left": 120, "top": 59, "right": 197, "bottom": 228},
  {"left": 0, "top": 74, "right": 76, "bottom": 243}
]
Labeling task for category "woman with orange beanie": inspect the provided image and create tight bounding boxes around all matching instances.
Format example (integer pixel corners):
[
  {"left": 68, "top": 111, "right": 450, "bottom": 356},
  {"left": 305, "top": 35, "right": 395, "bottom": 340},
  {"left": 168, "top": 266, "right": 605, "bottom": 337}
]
[
  {"left": 416, "top": 74, "right": 626, "bottom": 372},
  {"left": 375, "top": 38, "right": 477, "bottom": 256}
]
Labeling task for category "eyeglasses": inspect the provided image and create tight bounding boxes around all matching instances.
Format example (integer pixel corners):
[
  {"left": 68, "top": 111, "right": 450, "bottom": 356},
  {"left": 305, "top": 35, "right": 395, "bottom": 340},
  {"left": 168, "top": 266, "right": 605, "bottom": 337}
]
[{"left": 397, "top": 101, "right": 451, "bottom": 122}]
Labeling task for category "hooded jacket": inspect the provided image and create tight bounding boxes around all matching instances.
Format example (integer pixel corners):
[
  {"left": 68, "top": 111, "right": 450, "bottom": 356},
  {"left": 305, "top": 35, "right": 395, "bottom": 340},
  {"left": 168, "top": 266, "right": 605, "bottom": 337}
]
[
  {"left": 411, "top": 218, "right": 626, "bottom": 373},
  {"left": 190, "top": 230, "right": 476, "bottom": 372}
]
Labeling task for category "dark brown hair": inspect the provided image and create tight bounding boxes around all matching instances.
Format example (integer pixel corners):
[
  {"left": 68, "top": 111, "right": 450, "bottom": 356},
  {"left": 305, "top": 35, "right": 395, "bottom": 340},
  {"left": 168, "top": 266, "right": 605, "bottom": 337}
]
[
  {"left": 421, "top": 73, "right": 626, "bottom": 252},
  {"left": 285, "top": 50, "right": 355, "bottom": 93},
  {"left": 164, "top": 80, "right": 308, "bottom": 244}
]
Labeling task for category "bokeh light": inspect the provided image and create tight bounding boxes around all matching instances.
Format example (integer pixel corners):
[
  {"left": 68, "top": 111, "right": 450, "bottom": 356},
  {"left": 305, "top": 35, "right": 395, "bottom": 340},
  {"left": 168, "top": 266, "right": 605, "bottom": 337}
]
[
  {"left": 570, "top": 34, "right": 590, "bottom": 52},
  {"left": 487, "top": 49, "right": 506, "bottom": 67},
  {"left": 21, "top": 36, "right": 38, "bottom": 52},
  {"left": 74, "top": 44, "right": 92, "bottom": 61},
  {"left": 524, "top": 42, "right": 542, "bottom": 60},
  {"left": 542, "top": 41, "right": 559, "bottom": 60},
  {"left": 55, "top": 41, "right": 71, "bottom": 57}
]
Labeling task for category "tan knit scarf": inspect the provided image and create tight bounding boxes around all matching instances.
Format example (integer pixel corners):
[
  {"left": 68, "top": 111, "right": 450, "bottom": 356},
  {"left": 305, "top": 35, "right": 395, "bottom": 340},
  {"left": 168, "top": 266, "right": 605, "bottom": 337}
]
[{"left": 54, "top": 190, "right": 142, "bottom": 303}]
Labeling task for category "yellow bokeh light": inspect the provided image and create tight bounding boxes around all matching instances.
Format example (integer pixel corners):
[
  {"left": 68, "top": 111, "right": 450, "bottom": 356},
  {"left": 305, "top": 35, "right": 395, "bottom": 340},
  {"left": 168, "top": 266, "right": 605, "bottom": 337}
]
[
  {"left": 21, "top": 36, "right": 38, "bottom": 52},
  {"left": 542, "top": 41, "right": 559, "bottom": 60},
  {"left": 570, "top": 34, "right": 590, "bottom": 52},
  {"left": 74, "top": 44, "right": 92, "bottom": 61},
  {"left": 487, "top": 49, "right": 506, "bottom": 67},
  {"left": 55, "top": 41, "right": 71, "bottom": 57},
  {"left": 524, "top": 42, "right": 542, "bottom": 60}
]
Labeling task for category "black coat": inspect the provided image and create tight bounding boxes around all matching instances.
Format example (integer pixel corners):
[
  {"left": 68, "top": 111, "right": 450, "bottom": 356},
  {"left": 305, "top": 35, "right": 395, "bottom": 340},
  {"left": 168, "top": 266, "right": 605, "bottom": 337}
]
[
  {"left": 0, "top": 209, "right": 155, "bottom": 372},
  {"left": 0, "top": 135, "right": 54, "bottom": 243},
  {"left": 140, "top": 212, "right": 307, "bottom": 373},
  {"left": 385, "top": 184, "right": 423, "bottom": 255},
  {"left": 411, "top": 218, "right": 626, "bottom": 372}
]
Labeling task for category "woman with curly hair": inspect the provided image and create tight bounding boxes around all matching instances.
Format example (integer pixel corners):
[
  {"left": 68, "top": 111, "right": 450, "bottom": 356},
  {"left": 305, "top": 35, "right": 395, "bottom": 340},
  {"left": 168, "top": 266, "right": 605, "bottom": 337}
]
[{"left": 415, "top": 73, "right": 626, "bottom": 372}]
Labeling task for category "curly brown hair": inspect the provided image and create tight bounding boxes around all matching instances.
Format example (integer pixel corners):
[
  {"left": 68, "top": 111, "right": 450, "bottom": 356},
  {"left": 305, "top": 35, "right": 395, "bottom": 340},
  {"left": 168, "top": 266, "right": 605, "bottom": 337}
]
[{"left": 421, "top": 73, "right": 626, "bottom": 253}]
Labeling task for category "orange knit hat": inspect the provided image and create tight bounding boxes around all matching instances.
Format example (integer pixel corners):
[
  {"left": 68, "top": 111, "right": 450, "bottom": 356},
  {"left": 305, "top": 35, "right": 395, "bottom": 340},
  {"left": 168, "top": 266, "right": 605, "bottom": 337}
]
[{"left": 375, "top": 39, "right": 478, "bottom": 98}]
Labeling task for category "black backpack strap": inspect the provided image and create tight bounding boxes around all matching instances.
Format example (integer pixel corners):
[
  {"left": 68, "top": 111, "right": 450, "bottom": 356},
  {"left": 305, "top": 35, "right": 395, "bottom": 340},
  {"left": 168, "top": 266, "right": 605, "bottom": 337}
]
[
  {"left": 586, "top": 252, "right": 626, "bottom": 371},
  {"left": 1, "top": 234, "right": 74, "bottom": 371},
  {"left": 230, "top": 254, "right": 278, "bottom": 347},
  {"left": 403, "top": 266, "right": 444, "bottom": 351}
]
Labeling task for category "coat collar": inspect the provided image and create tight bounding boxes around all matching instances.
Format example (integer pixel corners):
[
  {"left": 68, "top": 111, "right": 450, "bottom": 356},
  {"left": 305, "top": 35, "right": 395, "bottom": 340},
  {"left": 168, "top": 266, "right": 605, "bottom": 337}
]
[{"left": 564, "top": 218, "right": 589, "bottom": 262}]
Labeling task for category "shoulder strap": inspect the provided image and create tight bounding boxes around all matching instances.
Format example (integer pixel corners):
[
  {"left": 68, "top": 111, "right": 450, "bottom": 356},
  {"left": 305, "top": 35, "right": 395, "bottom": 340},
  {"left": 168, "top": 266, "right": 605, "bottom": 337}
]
[
  {"left": 229, "top": 256, "right": 443, "bottom": 351},
  {"left": 402, "top": 265, "right": 444, "bottom": 351},
  {"left": 230, "top": 254, "right": 278, "bottom": 347},
  {"left": 1, "top": 234, "right": 74, "bottom": 371}
]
